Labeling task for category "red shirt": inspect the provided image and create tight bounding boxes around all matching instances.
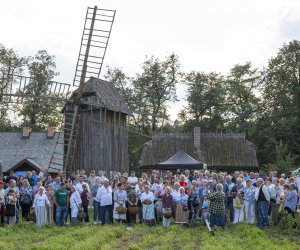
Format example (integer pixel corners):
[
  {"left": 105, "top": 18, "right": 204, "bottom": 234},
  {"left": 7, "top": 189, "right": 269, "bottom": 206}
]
[{"left": 179, "top": 182, "right": 188, "bottom": 194}]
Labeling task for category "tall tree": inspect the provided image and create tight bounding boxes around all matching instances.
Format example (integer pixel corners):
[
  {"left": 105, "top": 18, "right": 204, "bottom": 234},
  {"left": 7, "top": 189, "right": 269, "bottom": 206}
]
[
  {"left": 18, "top": 50, "right": 61, "bottom": 130},
  {"left": 182, "top": 71, "right": 225, "bottom": 131},
  {"left": 133, "top": 54, "right": 180, "bottom": 131},
  {"left": 255, "top": 40, "right": 300, "bottom": 165},
  {"left": 224, "top": 62, "right": 261, "bottom": 134},
  {"left": 0, "top": 44, "right": 27, "bottom": 127}
]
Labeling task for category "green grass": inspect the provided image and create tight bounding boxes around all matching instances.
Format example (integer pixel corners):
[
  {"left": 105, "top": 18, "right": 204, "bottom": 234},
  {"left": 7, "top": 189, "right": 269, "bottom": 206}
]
[{"left": 0, "top": 212, "right": 299, "bottom": 250}]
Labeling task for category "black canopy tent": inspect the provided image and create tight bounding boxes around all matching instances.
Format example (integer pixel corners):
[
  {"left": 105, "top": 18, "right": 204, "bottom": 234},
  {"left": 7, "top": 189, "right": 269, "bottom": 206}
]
[{"left": 140, "top": 151, "right": 204, "bottom": 170}]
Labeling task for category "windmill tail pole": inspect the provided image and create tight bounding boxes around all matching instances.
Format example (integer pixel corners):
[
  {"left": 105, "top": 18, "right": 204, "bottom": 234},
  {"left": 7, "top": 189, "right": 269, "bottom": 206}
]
[{"left": 65, "top": 105, "right": 79, "bottom": 172}]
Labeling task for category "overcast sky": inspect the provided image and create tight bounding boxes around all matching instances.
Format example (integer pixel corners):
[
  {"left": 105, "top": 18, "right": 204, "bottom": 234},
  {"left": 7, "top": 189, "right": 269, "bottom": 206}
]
[{"left": 1, "top": 0, "right": 300, "bottom": 120}]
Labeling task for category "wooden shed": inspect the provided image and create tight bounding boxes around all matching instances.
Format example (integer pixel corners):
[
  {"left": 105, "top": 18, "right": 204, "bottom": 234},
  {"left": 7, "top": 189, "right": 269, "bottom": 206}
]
[
  {"left": 140, "top": 130, "right": 259, "bottom": 172},
  {"left": 63, "top": 77, "right": 131, "bottom": 174}
]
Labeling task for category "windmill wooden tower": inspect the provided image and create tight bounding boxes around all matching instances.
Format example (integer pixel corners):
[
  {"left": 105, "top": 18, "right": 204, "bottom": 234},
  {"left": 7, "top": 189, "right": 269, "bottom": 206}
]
[
  {"left": 1, "top": 6, "right": 130, "bottom": 174},
  {"left": 48, "top": 6, "right": 131, "bottom": 174}
]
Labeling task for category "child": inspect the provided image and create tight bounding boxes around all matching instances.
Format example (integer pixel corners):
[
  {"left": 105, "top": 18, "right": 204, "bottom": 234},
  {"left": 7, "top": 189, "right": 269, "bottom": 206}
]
[{"left": 5, "top": 189, "right": 17, "bottom": 225}]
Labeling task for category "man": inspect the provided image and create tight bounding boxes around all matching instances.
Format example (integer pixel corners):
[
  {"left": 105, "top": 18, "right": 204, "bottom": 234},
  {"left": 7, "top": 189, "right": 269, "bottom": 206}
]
[
  {"left": 54, "top": 182, "right": 69, "bottom": 226},
  {"left": 5, "top": 171, "right": 17, "bottom": 184},
  {"left": 255, "top": 178, "right": 270, "bottom": 228},
  {"left": 128, "top": 171, "right": 138, "bottom": 186},
  {"left": 88, "top": 170, "right": 97, "bottom": 188},
  {"left": 151, "top": 176, "right": 163, "bottom": 203},
  {"left": 51, "top": 176, "right": 61, "bottom": 191},
  {"left": 96, "top": 179, "right": 113, "bottom": 225},
  {"left": 75, "top": 176, "right": 88, "bottom": 193},
  {"left": 25, "top": 172, "right": 34, "bottom": 187},
  {"left": 295, "top": 171, "right": 300, "bottom": 206}
]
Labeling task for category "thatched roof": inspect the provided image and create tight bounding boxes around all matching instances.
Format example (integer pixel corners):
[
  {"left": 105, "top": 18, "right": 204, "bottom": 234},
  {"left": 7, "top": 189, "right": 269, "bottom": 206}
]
[
  {"left": 68, "top": 77, "right": 131, "bottom": 114},
  {"left": 140, "top": 132, "right": 259, "bottom": 171},
  {"left": 0, "top": 132, "right": 63, "bottom": 173}
]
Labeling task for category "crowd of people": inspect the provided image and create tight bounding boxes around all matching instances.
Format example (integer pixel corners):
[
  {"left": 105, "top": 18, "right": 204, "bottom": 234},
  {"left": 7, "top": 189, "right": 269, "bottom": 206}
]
[{"left": 0, "top": 168, "right": 299, "bottom": 230}]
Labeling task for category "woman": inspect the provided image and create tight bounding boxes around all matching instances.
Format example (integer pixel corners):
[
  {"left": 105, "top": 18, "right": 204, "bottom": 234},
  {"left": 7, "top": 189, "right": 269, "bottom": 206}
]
[
  {"left": 189, "top": 180, "right": 199, "bottom": 220},
  {"left": 113, "top": 183, "right": 127, "bottom": 223},
  {"left": 270, "top": 178, "right": 283, "bottom": 225},
  {"left": 33, "top": 186, "right": 51, "bottom": 227},
  {"left": 19, "top": 179, "right": 33, "bottom": 220},
  {"left": 175, "top": 187, "right": 189, "bottom": 225},
  {"left": 241, "top": 179, "right": 256, "bottom": 224},
  {"left": 140, "top": 185, "right": 155, "bottom": 226},
  {"left": 91, "top": 176, "right": 101, "bottom": 224},
  {"left": 70, "top": 185, "right": 82, "bottom": 225},
  {"left": 45, "top": 185, "right": 55, "bottom": 225},
  {"left": 127, "top": 186, "right": 139, "bottom": 225},
  {"left": 207, "top": 183, "right": 226, "bottom": 229},
  {"left": 198, "top": 179, "right": 210, "bottom": 221},
  {"left": 179, "top": 175, "right": 188, "bottom": 193},
  {"left": 161, "top": 186, "right": 173, "bottom": 227},
  {"left": 81, "top": 184, "right": 90, "bottom": 224},
  {"left": 231, "top": 177, "right": 244, "bottom": 223},
  {"left": 283, "top": 183, "right": 298, "bottom": 228},
  {"left": 5, "top": 189, "right": 17, "bottom": 225},
  {"left": 17, "top": 175, "right": 24, "bottom": 189}
]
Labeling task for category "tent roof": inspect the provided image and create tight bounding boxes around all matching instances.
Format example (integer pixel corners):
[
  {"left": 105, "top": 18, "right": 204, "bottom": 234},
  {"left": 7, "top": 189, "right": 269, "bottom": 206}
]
[{"left": 141, "top": 151, "right": 203, "bottom": 170}]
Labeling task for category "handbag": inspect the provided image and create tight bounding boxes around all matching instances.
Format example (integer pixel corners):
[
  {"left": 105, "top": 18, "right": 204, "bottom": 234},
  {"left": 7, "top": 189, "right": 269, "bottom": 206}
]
[
  {"left": 78, "top": 210, "right": 87, "bottom": 220},
  {"left": 20, "top": 195, "right": 31, "bottom": 204},
  {"left": 5, "top": 203, "right": 16, "bottom": 216},
  {"left": 233, "top": 196, "right": 242, "bottom": 208}
]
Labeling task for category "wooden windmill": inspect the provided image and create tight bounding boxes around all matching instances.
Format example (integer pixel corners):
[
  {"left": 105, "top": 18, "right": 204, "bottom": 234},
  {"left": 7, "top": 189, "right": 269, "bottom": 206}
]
[{"left": 1, "top": 6, "right": 167, "bottom": 175}]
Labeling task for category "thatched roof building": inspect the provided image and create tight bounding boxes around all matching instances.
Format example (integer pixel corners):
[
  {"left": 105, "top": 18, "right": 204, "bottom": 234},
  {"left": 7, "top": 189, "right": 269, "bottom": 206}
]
[
  {"left": 140, "top": 131, "right": 259, "bottom": 172},
  {"left": 0, "top": 130, "right": 63, "bottom": 174}
]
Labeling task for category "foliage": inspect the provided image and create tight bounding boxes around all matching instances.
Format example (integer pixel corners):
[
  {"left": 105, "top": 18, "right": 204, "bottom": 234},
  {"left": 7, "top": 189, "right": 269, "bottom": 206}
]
[
  {"left": 17, "top": 50, "right": 62, "bottom": 130},
  {"left": 182, "top": 71, "right": 225, "bottom": 132},
  {"left": 0, "top": 44, "right": 27, "bottom": 125},
  {"left": 264, "top": 140, "right": 298, "bottom": 175},
  {"left": 133, "top": 54, "right": 180, "bottom": 131}
]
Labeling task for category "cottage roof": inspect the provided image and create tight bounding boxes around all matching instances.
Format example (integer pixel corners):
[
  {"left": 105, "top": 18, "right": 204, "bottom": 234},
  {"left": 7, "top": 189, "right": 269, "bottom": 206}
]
[
  {"left": 71, "top": 77, "right": 131, "bottom": 114},
  {"left": 0, "top": 132, "right": 63, "bottom": 173},
  {"left": 140, "top": 132, "right": 259, "bottom": 171}
]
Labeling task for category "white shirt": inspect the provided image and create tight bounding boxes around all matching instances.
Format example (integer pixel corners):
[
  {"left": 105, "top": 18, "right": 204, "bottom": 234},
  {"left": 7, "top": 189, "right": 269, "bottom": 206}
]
[
  {"left": 96, "top": 186, "right": 113, "bottom": 206},
  {"left": 295, "top": 176, "right": 300, "bottom": 191},
  {"left": 151, "top": 183, "right": 163, "bottom": 200},
  {"left": 128, "top": 176, "right": 138, "bottom": 184},
  {"left": 70, "top": 191, "right": 82, "bottom": 208},
  {"left": 140, "top": 191, "right": 154, "bottom": 203},
  {"left": 171, "top": 189, "right": 180, "bottom": 200},
  {"left": 33, "top": 193, "right": 50, "bottom": 208},
  {"left": 75, "top": 182, "right": 84, "bottom": 193},
  {"left": 255, "top": 184, "right": 270, "bottom": 202}
]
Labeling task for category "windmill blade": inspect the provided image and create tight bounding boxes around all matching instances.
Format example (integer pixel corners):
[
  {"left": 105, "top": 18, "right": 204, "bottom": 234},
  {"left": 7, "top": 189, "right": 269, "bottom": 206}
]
[{"left": 73, "top": 6, "right": 116, "bottom": 87}]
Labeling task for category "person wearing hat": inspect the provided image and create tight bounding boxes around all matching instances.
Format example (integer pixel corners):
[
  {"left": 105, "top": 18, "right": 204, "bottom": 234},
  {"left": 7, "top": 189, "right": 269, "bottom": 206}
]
[
  {"left": 0, "top": 181, "right": 5, "bottom": 225},
  {"left": 33, "top": 186, "right": 51, "bottom": 227}
]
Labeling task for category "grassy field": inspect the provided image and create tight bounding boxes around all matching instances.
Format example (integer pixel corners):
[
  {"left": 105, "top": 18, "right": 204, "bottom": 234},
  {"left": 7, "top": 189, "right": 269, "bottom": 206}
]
[
  {"left": 0, "top": 209, "right": 299, "bottom": 250},
  {"left": 0, "top": 219, "right": 299, "bottom": 250}
]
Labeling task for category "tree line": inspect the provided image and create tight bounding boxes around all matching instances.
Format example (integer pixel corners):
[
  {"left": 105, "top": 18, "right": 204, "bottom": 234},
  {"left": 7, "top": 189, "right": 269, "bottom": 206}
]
[{"left": 1, "top": 41, "right": 300, "bottom": 172}]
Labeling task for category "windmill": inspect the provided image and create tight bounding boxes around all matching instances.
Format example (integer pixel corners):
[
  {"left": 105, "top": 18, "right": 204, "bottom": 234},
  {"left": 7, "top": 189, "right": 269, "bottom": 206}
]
[
  {"left": 1, "top": 5, "right": 168, "bottom": 175},
  {"left": 0, "top": 6, "right": 118, "bottom": 174}
]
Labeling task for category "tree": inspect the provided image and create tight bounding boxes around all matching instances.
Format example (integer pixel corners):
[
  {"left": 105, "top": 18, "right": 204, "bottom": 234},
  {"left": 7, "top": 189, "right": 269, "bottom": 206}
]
[
  {"left": 182, "top": 71, "right": 225, "bottom": 132},
  {"left": 255, "top": 40, "right": 300, "bottom": 165},
  {"left": 18, "top": 50, "right": 61, "bottom": 130},
  {"left": 264, "top": 140, "right": 298, "bottom": 175},
  {"left": 133, "top": 54, "right": 180, "bottom": 131},
  {"left": 0, "top": 44, "right": 27, "bottom": 127},
  {"left": 224, "top": 62, "right": 261, "bottom": 134}
]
